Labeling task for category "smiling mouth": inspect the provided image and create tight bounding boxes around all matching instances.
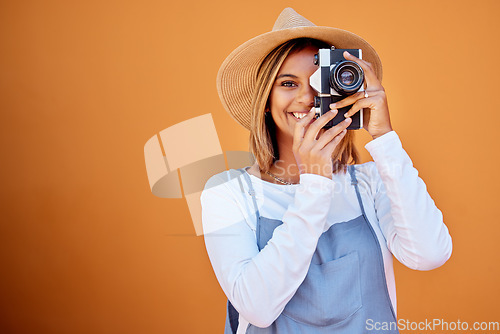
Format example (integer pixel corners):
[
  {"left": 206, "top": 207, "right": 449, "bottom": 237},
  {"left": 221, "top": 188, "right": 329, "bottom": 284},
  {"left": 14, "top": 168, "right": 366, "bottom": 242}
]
[{"left": 290, "top": 112, "right": 308, "bottom": 120}]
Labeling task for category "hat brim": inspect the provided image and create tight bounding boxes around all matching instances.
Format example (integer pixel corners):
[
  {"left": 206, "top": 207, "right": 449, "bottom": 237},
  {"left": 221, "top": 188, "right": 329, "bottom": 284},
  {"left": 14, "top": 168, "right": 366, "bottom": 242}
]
[{"left": 217, "top": 26, "right": 383, "bottom": 130}]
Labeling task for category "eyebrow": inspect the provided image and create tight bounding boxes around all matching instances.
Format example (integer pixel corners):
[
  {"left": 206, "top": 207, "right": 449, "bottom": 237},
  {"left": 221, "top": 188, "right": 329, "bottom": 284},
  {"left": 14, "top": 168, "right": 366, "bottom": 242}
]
[{"left": 276, "top": 74, "right": 298, "bottom": 79}]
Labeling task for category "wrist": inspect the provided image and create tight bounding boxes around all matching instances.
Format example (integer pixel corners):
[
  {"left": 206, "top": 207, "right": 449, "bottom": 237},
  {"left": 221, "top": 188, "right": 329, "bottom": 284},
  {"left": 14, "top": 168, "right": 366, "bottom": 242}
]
[{"left": 371, "top": 126, "right": 393, "bottom": 140}]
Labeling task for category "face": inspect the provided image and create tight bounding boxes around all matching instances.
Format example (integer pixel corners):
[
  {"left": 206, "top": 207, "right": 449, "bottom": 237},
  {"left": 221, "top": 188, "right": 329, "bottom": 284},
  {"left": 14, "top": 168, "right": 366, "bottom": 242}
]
[{"left": 268, "top": 46, "right": 319, "bottom": 144}]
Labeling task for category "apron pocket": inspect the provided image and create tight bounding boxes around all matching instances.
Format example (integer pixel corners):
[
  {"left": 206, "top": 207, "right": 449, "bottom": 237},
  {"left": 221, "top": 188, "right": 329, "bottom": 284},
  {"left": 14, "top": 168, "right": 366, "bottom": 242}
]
[{"left": 282, "top": 251, "right": 362, "bottom": 327}]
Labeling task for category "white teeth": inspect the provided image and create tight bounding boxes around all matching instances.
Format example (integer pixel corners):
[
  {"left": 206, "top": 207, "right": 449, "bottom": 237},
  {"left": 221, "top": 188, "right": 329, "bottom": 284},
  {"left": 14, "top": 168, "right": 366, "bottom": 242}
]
[{"left": 292, "top": 112, "right": 307, "bottom": 119}]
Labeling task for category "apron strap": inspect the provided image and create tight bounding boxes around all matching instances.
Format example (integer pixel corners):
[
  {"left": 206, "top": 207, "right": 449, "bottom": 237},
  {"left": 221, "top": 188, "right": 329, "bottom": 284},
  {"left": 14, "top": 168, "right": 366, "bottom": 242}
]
[
  {"left": 227, "top": 300, "right": 239, "bottom": 334},
  {"left": 239, "top": 168, "right": 260, "bottom": 218},
  {"left": 348, "top": 165, "right": 367, "bottom": 218}
]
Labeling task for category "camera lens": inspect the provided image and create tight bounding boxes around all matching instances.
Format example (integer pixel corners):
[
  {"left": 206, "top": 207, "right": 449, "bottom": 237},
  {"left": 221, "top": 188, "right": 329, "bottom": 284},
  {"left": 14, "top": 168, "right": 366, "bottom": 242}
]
[
  {"left": 330, "top": 61, "right": 364, "bottom": 96},
  {"left": 340, "top": 70, "right": 355, "bottom": 86}
]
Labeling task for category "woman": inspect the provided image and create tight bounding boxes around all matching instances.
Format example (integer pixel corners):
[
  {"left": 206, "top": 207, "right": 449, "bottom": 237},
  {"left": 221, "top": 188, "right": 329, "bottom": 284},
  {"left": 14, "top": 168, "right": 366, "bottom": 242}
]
[{"left": 202, "top": 8, "right": 452, "bottom": 334}]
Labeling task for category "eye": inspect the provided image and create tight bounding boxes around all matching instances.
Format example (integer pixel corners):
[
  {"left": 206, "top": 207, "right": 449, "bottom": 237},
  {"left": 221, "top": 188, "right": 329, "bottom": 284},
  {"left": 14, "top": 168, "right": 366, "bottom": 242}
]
[{"left": 280, "top": 81, "right": 297, "bottom": 87}]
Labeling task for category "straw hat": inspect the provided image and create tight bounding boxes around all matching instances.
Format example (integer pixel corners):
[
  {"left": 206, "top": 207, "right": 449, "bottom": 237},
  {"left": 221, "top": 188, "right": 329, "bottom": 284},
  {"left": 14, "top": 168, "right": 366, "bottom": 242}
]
[{"left": 216, "top": 7, "right": 383, "bottom": 130}]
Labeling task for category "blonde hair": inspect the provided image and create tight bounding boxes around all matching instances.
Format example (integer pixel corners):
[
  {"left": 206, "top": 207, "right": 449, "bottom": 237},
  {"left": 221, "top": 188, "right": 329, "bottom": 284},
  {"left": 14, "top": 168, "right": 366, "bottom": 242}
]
[{"left": 249, "top": 38, "right": 359, "bottom": 173}]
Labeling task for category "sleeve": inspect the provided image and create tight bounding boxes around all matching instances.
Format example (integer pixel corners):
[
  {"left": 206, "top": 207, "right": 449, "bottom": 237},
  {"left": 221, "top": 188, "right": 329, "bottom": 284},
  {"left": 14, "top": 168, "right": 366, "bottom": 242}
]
[
  {"left": 365, "top": 131, "right": 452, "bottom": 271},
  {"left": 201, "top": 172, "right": 335, "bottom": 328}
]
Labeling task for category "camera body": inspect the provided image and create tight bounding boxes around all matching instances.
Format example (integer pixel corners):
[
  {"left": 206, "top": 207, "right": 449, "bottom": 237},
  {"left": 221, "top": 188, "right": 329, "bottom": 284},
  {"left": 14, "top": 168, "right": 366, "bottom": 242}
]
[{"left": 310, "top": 47, "right": 364, "bottom": 129}]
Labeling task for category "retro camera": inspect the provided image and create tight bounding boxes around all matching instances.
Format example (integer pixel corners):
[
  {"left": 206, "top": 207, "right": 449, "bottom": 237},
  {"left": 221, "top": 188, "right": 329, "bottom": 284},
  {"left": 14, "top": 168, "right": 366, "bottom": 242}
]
[{"left": 310, "top": 47, "right": 364, "bottom": 129}]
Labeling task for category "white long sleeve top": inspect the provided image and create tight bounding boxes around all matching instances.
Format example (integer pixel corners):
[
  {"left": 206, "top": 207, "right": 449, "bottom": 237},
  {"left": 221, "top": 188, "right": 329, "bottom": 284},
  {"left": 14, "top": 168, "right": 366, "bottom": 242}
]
[{"left": 201, "top": 131, "right": 452, "bottom": 332}]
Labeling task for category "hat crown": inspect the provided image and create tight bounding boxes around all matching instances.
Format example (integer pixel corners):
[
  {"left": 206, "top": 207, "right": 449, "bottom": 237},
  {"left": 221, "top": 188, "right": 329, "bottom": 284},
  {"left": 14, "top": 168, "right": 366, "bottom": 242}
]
[{"left": 272, "top": 8, "right": 316, "bottom": 31}]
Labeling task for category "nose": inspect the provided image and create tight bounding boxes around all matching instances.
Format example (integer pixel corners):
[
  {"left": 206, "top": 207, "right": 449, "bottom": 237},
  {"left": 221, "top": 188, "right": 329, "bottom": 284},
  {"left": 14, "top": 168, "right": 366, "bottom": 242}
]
[{"left": 296, "top": 83, "right": 315, "bottom": 107}]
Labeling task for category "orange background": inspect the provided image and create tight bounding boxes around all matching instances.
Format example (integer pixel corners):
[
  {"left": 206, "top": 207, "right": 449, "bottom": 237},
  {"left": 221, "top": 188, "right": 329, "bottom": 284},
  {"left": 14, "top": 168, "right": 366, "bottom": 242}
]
[{"left": 1, "top": 0, "right": 499, "bottom": 333}]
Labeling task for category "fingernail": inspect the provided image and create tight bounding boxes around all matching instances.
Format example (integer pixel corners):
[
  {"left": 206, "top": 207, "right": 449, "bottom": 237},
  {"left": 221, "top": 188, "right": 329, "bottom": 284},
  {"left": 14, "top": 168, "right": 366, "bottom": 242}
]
[
  {"left": 344, "top": 113, "right": 348, "bottom": 117},
  {"left": 330, "top": 103, "right": 337, "bottom": 108},
  {"left": 344, "top": 118, "right": 352, "bottom": 123},
  {"left": 330, "top": 109, "right": 338, "bottom": 113}
]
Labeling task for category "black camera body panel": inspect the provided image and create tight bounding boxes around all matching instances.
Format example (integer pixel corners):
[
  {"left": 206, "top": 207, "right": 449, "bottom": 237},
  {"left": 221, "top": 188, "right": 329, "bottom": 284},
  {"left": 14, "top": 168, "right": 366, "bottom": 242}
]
[{"left": 310, "top": 48, "right": 364, "bottom": 129}]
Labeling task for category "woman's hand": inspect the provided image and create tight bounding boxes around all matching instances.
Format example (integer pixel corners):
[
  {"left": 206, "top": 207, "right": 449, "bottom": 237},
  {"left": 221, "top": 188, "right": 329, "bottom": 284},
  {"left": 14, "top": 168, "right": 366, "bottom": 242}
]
[
  {"left": 330, "top": 51, "right": 393, "bottom": 140},
  {"left": 292, "top": 109, "right": 351, "bottom": 179}
]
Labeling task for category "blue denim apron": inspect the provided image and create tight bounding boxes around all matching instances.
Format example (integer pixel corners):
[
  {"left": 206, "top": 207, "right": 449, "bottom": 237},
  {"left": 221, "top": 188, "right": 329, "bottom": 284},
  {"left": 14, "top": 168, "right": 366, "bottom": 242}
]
[{"left": 224, "top": 166, "right": 398, "bottom": 333}]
